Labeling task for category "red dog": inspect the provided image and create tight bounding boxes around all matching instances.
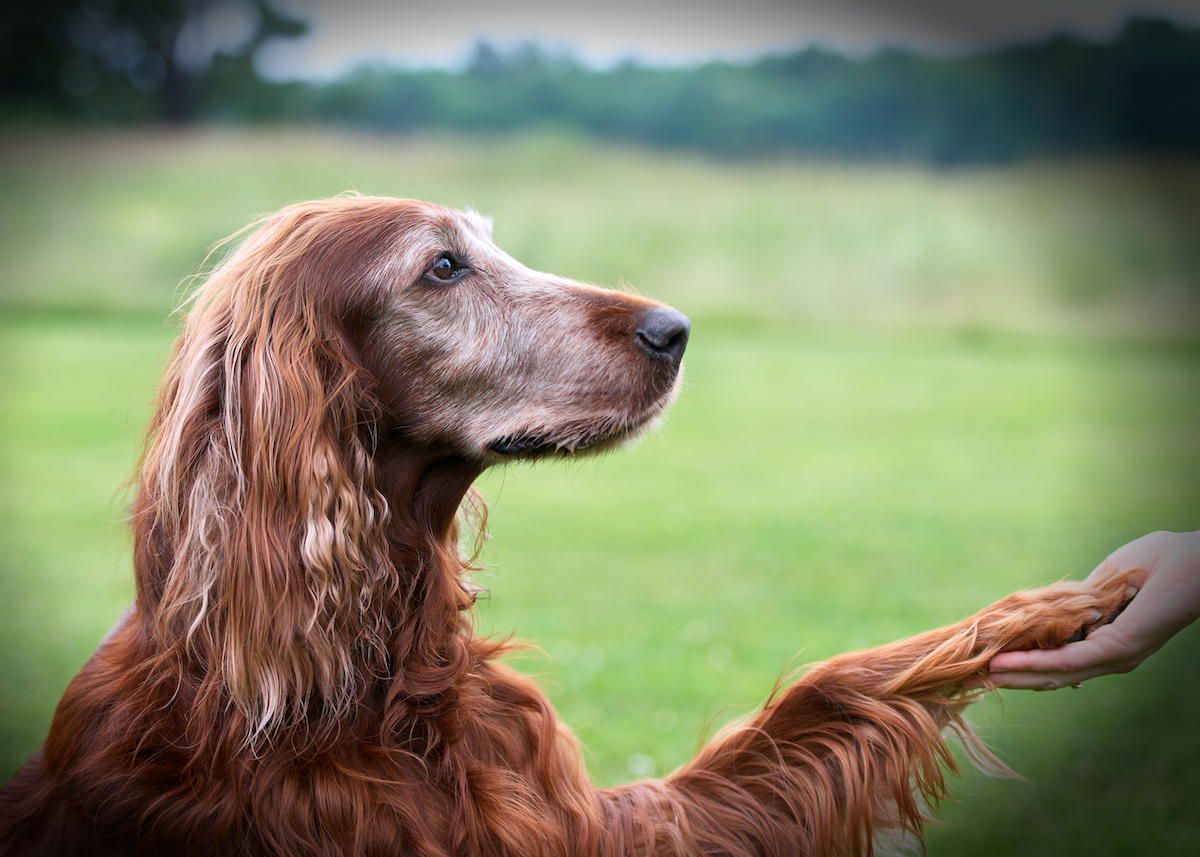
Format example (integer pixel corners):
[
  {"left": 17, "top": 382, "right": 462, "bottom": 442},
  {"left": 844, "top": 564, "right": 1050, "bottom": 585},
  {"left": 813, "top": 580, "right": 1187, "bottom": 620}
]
[{"left": 0, "top": 197, "right": 1132, "bottom": 856}]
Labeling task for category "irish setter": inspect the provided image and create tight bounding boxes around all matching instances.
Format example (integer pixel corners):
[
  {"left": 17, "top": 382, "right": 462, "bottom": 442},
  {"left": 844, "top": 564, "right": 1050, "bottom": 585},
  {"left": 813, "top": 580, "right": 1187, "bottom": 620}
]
[{"left": 0, "top": 197, "right": 1134, "bottom": 856}]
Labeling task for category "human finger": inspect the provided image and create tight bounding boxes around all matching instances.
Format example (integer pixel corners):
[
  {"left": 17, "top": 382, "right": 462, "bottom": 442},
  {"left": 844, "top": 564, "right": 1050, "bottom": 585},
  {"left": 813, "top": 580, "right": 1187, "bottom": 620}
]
[
  {"left": 986, "top": 664, "right": 1115, "bottom": 691},
  {"left": 988, "top": 637, "right": 1112, "bottom": 674}
]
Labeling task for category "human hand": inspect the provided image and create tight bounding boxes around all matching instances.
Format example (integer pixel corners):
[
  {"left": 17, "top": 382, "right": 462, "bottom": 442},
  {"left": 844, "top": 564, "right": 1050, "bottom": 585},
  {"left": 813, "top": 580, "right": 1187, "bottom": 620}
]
[{"left": 988, "top": 530, "right": 1200, "bottom": 690}]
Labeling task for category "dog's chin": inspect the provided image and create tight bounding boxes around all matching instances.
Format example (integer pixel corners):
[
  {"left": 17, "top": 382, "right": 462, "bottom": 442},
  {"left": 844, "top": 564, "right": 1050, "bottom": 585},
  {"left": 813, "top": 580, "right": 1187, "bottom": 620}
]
[{"left": 484, "top": 386, "right": 678, "bottom": 464}]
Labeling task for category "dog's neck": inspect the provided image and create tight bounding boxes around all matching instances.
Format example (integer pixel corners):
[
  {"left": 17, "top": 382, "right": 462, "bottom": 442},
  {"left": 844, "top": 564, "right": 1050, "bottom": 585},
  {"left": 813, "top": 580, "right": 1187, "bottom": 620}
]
[
  {"left": 363, "top": 440, "right": 486, "bottom": 746},
  {"left": 375, "top": 440, "right": 483, "bottom": 544}
]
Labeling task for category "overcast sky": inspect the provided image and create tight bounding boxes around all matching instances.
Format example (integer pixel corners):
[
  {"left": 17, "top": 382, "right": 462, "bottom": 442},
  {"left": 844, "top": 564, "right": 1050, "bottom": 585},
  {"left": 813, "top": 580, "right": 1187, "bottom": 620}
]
[{"left": 247, "top": 0, "right": 1200, "bottom": 80}]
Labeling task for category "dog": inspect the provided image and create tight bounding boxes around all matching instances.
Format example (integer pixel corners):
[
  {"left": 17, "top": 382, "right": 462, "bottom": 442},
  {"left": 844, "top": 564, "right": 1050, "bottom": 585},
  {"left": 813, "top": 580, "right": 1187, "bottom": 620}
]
[{"left": 0, "top": 196, "right": 1133, "bottom": 856}]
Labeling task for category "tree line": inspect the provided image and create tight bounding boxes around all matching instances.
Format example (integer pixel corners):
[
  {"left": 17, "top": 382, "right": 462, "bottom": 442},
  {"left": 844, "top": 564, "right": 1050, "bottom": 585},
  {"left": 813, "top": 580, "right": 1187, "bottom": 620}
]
[{"left": 3, "top": 5, "right": 1199, "bottom": 164}]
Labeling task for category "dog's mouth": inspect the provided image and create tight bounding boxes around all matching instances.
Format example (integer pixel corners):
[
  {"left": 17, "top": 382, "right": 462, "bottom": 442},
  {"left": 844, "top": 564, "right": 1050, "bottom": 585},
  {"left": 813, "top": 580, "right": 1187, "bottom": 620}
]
[
  {"left": 487, "top": 434, "right": 564, "bottom": 457},
  {"left": 485, "top": 395, "right": 675, "bottom": 462},
  {"left": 486, "top": 418, "right": 650, "bottom": 460}
]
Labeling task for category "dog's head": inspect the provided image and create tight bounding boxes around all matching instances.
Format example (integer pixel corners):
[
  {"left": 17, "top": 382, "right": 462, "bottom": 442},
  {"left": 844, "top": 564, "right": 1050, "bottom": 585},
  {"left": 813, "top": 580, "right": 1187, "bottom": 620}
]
[
  {"left": 355, "top": 199, "right": 689, "bottom": 461},
  {"left": 137, "top": 196, "right": 687, "bottom": 742}
]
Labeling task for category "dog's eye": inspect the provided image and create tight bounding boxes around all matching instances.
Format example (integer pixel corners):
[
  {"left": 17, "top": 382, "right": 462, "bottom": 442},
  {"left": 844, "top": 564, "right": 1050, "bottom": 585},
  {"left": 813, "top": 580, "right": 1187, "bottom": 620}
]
[{"left": 426, "top": 253, "right": 468, "bottom": 283}]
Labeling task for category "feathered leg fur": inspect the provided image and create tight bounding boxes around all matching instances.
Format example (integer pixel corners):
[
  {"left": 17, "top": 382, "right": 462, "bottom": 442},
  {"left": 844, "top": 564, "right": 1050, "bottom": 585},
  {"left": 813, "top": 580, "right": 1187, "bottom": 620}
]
[{"left": 597, "top": 573, "right": 1134, "bottom": 856}]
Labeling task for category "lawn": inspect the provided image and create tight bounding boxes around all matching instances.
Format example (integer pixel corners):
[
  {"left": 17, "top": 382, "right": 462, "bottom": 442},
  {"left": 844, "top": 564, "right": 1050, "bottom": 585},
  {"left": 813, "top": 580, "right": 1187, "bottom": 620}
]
[{"left": 1, "top": 130, "right": 1197, "bottom": 855}]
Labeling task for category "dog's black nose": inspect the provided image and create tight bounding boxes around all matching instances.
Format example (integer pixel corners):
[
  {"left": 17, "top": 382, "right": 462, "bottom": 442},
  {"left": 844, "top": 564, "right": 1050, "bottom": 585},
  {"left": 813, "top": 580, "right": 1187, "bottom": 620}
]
[{"left": 635, "top": 306, "right": 690, "bottom": 367}]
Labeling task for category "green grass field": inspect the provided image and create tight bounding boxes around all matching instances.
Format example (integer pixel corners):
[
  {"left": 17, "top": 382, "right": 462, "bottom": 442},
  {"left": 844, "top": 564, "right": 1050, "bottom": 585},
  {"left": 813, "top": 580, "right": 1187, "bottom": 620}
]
[{"left": 1, "top": 131, "right": 1197, "bottom": 855}]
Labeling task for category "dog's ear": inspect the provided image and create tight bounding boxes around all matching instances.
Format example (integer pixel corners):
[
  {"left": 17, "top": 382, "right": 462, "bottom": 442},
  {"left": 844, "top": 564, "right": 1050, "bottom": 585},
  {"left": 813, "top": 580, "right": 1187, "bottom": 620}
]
[{"left": 135, "top": 203, "right": 396, "bottom": 745}]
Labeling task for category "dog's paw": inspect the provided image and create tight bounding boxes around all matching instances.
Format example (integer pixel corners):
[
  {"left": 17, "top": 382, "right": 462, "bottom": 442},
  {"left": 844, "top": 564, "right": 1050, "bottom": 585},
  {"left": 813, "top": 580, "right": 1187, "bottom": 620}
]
[{"left": 990, "top": 573, "right": 1138, "bottom": 655}]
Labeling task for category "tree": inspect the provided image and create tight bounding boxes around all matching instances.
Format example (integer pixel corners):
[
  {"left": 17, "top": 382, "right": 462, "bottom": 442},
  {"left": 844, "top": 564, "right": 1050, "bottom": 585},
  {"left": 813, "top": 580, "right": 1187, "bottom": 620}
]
[{"left": 0, "top": 0, "right": 307, "bottom": 122}]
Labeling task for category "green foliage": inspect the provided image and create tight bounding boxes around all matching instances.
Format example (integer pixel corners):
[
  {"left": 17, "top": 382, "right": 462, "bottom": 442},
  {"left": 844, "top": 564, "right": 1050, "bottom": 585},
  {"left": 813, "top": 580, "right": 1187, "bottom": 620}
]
[
  {"left": 0, "top": 0, "right": 307, "bottom": 122},
  {"left": 6, "top": 13, "right": 1200, "bottom": 163},
  {"left": 0, "top": 133, "right": 1198, "bottom": 854},
  {"left": 224, "top": 17, "right": 1200, "bottom": 163}
]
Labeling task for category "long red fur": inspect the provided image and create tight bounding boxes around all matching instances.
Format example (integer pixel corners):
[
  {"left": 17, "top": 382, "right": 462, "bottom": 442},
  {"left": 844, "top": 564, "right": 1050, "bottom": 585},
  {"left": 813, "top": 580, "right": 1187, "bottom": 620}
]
[{"left": 0, "top": 198, "right": 1133, "bottom": 857}]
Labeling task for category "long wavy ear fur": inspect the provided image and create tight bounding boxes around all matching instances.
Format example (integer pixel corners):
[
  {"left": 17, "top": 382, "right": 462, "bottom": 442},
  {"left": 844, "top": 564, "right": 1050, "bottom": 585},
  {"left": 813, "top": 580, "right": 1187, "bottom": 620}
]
[{"left": 133, "top": 201, "right": 399, "bottom": 747}]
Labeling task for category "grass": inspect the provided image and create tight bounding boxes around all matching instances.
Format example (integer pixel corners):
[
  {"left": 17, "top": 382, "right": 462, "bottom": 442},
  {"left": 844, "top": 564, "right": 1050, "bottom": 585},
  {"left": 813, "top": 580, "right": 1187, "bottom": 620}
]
[
  {"left": 3, "top": 129, "right": 1200, "bottom": 335},
  {"left": 1, "top": 130, "right": 1198, "bottom": 855}
]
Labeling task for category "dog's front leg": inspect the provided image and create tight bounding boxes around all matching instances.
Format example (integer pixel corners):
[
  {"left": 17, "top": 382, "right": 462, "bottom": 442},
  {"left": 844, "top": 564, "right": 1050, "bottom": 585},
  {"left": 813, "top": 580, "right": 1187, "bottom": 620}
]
[{"left": 599, "top": 573, "right": 1135, "bottom": 857}]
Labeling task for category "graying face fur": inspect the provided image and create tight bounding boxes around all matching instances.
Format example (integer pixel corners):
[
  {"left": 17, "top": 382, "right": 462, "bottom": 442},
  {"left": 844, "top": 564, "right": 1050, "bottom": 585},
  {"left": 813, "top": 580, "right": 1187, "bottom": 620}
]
[{"left": 363, "top": 203, "right": 689, "bottom": 462}]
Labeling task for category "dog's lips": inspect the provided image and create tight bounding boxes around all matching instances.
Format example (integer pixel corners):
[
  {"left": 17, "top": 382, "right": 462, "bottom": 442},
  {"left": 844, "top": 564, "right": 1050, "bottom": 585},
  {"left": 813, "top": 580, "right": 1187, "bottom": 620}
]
[
  {"left": 487, "top": 433, "right": 559, "bottom": 457},
  {"left": 486, "top": 403, "right": 667, "bottom": 461},
  {"left": 485, "top": 368, "right": 683, "bottom": 462},
  {"left": 485, "top": 425, "right": 629, "bottom": 459}
]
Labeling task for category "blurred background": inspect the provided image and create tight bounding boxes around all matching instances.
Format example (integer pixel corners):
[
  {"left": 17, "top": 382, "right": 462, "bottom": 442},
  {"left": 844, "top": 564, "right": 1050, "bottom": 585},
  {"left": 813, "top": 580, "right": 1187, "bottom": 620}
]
[{"left": 1, "top": 2, "right": 1198, "bottom": 853}]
